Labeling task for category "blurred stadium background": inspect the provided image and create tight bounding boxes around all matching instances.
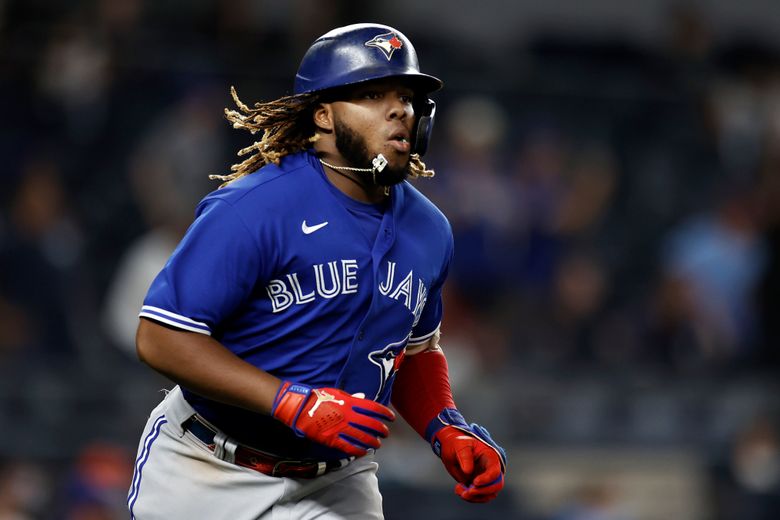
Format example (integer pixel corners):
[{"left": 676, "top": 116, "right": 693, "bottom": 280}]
[{"left": 1, "top": 1, "right": 780, "bottom": 518}]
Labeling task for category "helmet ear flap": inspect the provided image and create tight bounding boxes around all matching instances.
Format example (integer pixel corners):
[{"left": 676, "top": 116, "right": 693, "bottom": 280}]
[{"left": 412, "top": 99, "right": 436, "bottom": 156}]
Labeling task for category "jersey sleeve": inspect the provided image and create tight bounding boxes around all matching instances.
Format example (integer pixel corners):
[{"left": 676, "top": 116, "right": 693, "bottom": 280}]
[
  {"left": 408, "top": 227, "right": 454, "bottom": 346},
  {"left": 139, "top": 198, "right": 263, "bottom": 335}
]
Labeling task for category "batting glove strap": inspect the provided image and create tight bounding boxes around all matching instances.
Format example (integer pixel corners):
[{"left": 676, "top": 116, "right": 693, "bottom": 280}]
[
  {"left": 424, "top": 407, "right": 466, "bottom": 443},
  {"left": 270, "top": 381, "right": 312, "bottom": 438},
  {"left": 426, "top": 407, "right": 508, "bottom": 473}
]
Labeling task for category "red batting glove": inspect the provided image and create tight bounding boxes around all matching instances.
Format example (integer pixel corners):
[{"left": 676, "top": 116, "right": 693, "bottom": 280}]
[
  {"left": 271, "top": 381, "right": 395, "bottom": 457},
  {"left": 432, "top": 425, "right": 506, "bottom": 503}
]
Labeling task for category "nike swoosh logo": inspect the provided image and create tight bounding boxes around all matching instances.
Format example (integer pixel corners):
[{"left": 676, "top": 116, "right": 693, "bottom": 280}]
[{"left": 302, "top": 220, "right": 329, "bottom": 234}]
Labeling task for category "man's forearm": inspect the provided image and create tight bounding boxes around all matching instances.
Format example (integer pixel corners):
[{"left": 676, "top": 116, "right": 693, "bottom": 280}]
[
  {"left": 391, "top": 346, "right": 456, "bottom": 438},
  {"left": 136, "top": 317, "right": 282, "bottom": 414}
]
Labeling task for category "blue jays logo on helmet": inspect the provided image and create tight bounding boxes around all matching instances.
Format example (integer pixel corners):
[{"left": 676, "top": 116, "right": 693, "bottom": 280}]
[{"left": 364, "top": 32, "right": 404, "bottom": 60}]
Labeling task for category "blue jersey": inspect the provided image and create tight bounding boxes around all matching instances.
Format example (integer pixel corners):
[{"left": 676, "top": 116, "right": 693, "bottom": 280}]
[{"left": 139, "top": 149, "right": 453, "bottom": 459}]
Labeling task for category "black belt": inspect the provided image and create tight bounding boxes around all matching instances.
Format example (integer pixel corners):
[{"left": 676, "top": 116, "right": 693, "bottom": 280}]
[{"left": 182, "top": 416, "right": 353, "bottom": 478}]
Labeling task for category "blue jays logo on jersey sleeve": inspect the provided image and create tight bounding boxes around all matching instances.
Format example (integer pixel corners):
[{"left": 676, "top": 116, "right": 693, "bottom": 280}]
[{"left": 368, "top": 337, "right": 408, "bottom": 402}]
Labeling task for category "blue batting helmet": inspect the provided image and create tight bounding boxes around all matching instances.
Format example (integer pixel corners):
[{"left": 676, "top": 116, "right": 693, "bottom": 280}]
[{"left": 294, "top": 23, "right": 442, "bottom": 156}]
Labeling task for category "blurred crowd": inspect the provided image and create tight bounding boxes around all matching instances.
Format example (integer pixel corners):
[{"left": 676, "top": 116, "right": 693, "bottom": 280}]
[{"left": 1, "top": 1, "right": 779, "bottom": 519}]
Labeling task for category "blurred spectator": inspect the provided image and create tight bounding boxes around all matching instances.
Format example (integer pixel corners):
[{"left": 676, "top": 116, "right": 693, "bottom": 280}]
[
  {"left": 416, "top": 95, "right": 515, "bottom": 370},
  {"left": 95, "top": 0, "right": 144, "bottom": 42},
  {"left": 508, "top": 124, "right": 570, "bottom": 292},
  {"left": 59, "top": 443, "right": 134, "bottom": 520},
  {"left": 709, "top": 79, "right": 769, "bottom": 180},
  {"left": 0, "top": 156, "right": 87, "bottom": 360},
  {"left": 509, "top": 249, "right": 611, "bottom": 369},
  {"left": 0, "top": 461, "right": 51, "bottom": 519},
  {"left": 0, "top": 297, "right": 30, "bottom": 357},
  {"left": 0, "top": 234, "right": 33, "bottom": 367},
  {"left": 506, "top": 137, "right": 618, "bottom": 367},
  {"left": 37, "top": 18, "right": 112, "bottom": 145},
  {"left": 552, "top": 251, "right": 610, "bottom": 359},
  {"left": 551, "top": 146, "right": 617, "bottom": 241},
  {"left": 508, "top": 131, "right": 616, "bottom": 289},
  {"left": 126, "top": 86, "right": 224, "bottom": 229},
  {"left": 102, "top": 86, "right": 225, "bottom": 353},
  {"left": 425, "top": 95, "right": 514, "bottom": 309},
  {"left": 551, "top": 480, "right": 635, "bottom": 520},
  {"left": 665, "top": 3, "right": 714, "bottom": 65},
  {"left": 710, "top": 416, "right": 780, "bottom": 520},
  {"left": 663, "top": 2, "right": 716, "bottom": 94},
  {"left": 707, "top": 52, "right": 780, "bottom": 183},
  {"left": 654, "top": 184, "right": 767, "bottom": 368},
  {"left": 101, "top": 226, "right": 178, "bottom": 355}
]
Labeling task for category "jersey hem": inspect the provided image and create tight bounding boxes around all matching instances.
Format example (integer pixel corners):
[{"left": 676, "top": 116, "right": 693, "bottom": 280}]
[
  {"left": 139, "top": 306, "right": 212, "bottom": 335},
  {"left": 407, "top": 324, "right": 440, "bottom": 346}
]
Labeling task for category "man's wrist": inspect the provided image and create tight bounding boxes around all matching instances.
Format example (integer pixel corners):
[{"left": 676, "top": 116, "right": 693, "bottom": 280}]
[
  {"left": 271, "top": 381, "right": 312, "bottom": 437},
  {"left": 424, "top": 407, "right": 466, "bottom": 443},
  {"left": 426, "top": 407, "right": 508, "bottom": 472}
]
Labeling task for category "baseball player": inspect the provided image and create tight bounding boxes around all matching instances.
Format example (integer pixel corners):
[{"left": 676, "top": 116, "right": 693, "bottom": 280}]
[{"left": 127, "top": 23, "right": 507, "bottom": 519}]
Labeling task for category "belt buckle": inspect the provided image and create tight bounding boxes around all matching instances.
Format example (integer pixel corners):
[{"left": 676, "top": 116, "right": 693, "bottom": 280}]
[
  {"left": 272, "top": 460, "right": 301, "bottom": 477},
  {"left": 272, "top": 459, "right": 327, "bottom": 478}
]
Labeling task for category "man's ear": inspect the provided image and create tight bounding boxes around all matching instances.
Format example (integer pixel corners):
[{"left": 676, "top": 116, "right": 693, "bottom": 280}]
[{"left": 313, "top": 103, "right": 334, "bottom": 133}]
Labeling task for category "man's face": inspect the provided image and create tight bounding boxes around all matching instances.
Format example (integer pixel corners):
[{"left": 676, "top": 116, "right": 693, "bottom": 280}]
[{"left": 329, "top": 78, "right": 417, "bottom": 186}]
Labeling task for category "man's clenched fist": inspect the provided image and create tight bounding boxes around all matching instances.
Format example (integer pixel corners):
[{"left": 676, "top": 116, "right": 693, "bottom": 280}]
[{"left": 427, "top": 408, "right": 507, "bottom": 503}]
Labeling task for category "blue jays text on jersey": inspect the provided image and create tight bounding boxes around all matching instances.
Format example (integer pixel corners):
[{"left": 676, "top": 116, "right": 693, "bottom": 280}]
[
  {"left": 139, "top": 149, "right": 453, "bottom": 458},
  {"left": 266, "top": 258, "right": 429, "bottom": 326}
]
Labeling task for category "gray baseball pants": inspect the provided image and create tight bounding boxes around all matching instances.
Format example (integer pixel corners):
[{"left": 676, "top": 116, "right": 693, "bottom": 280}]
[{"left": 127, "top": 386, "right": 384, "bottom": 519}]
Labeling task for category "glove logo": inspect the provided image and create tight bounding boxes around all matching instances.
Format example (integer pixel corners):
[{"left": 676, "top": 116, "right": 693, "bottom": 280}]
[
  {"left": 308, "top": 389, "right": 345, "bottom": 417},
  {"left": 368, "top": 337, "right": 408, "bottom": 401},
  {"left": 365, "top": 32, "right": 403, "bottom": 60}
]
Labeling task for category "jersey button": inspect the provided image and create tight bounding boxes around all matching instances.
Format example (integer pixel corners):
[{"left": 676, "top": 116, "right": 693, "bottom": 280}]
[{"left": 358, "top": 330, "right": 365, "bottom": 341}]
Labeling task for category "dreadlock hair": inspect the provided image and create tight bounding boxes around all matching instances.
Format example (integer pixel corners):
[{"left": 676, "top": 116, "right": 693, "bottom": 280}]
[
  {"left": 209, "top": 87, "right": 317, "bottom": 187},
  {"left": 211, "top": 86, "right": 435, "bottom": 187}
]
